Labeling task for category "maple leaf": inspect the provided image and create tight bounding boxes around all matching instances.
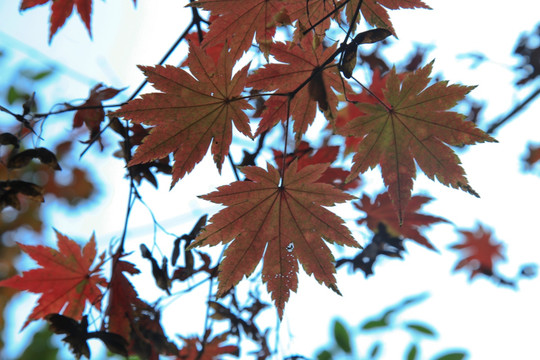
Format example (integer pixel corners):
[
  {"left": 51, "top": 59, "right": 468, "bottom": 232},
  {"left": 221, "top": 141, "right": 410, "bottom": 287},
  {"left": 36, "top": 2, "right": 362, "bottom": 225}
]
[
  {"left": 20, "top": 0, "right": 137, "bottom": 42},
  {"left": 0, "top": 231, "right": 106, "bottom": 328},
  {"left": 273, "top": 140, "right": 361, "bottom": 190},
  {"left": 346, "top": 0, "right": 431, "bottom": 36},
  {"left": 73, "top": 84, "right": 123, "bottom": 148},
  {"left": 354, "top": 192, "right": 449, "bottom": 250},
  {"left": 247, "top": 34, "right": 345, "bottom": 140},
  {"left": 190, "top": 0, "right": 288, "bottom": 60},
  {"left": 183, "top": 30, "right": 223, "bottom": 66},
  {"left": 177, "top": 333, "right": 239, "bottom": 360},
  {"left": 337, "top": 62, "right": 497, "bottom": 223},
  {"left": 283, "top": 0, "right": 341, "bottom": 38},
  {"left": 189, "top": 160, "right": 359, "bottom": 318},
  {"left": 449, "top": 224, "right": 505, "bottom": 280},
  {"left": 524, "top": 144, "right": 540, "bottom": 169},
  {"left": 111, "top": 43, "right": 253, "bottom": 186},
  {"left": 20, "top": 0, "right": 92, "bottom": 42},
  {"left": 104, "top": 252, "right": 177, "bottom": 358},
  {"left": 335, "top": 68, "right": 388, "bottom": 155},
  {"left": 104, "top": 252, "right": 145, "bottom": 342}
]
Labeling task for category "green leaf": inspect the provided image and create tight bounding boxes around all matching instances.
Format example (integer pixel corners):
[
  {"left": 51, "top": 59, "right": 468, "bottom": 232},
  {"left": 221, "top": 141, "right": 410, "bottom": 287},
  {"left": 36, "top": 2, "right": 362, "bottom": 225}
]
[
  {"left": 7, "top": 86, "right": 28, "bottom": 105},
  {"left": 20, "top": 68, "right": 53, "bottom": 81},
  {"left": 361, "top": 293, "right": 429, "bottom": 331},
  {"left": 360, "top": 318, "right": 389, "bottom": 330},
  {"left": 19, "top": 326, "right": 59, "bottom": 360},
  {"left": 317, "top": 349, "right": 333, "bottom": 360},
  {"left": 31, "top": 69, "right": 54, "bottom": 81},
  {"left": 406, "top": 343, "right": 418, "bottom": 360},
  {"left": 433, "top": 351, "right": 467, "bottom": 360},
  {"left": 368, "top": 342, "right": 382, "bottom": 359},
  {"left": 333, "top": 320, "right": 352, "bottom": 353},
  {"left": 405, "top": 322, "right": 437, "bottom": 337}
]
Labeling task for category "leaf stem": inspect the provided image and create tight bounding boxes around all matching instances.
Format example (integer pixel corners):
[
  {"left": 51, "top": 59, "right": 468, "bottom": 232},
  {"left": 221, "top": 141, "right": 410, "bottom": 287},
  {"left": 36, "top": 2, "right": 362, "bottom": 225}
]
[
  {"left": 351, "top": 74, "right": 391, "bottom": 111},
  {"left": 280, "top": 95, "right": 293, "bottom": 183}
]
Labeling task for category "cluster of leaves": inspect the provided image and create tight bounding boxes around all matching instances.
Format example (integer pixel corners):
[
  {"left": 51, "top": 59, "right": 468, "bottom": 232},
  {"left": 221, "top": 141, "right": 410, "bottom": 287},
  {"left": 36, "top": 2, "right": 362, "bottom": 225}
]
[
  {"left": 109, "top": 0, "right": 497, "bottom": 321},
  {"left": 1, "top": 0, "right": 538, "bottom": 359},
  {"left": 316, "top": 294, "right": 468, "bottom": 360}
]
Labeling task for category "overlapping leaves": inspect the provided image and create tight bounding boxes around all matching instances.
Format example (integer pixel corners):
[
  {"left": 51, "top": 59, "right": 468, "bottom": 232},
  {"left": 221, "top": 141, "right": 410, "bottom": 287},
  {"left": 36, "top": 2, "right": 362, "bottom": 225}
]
[
  {"left": 190, "top": 0, "right": 289, "bottom": 60},
  {"left": 355, "top": 192, "right": 448, "bottom": 250},
  {"left": 248, "top": 33, "right": 345, "bottom": 139}
]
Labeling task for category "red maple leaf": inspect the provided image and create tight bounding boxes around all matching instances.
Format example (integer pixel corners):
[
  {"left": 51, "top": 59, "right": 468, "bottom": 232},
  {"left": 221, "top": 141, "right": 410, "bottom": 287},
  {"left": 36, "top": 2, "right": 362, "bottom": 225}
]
[
  {"left": 104, "top": 253, "right": 145, "bottom": 342},
  {"left": 283, "top": 0, "right": 341, "bottom": 38},
  {"left": 0, "top": 231, "right": 106, "bottom": 328},
  {"left": 273, "top": 140, "right": 361, "bottom": 190},
  {"left": 189, "top": 161, "right": 359, "bottom": 318},
  {"left": 248, "top": 33, "right": 345, "bottom": 140},
  {"left": 183, "top": 30, "right": 223, "bottom": 66},
  {"left": 20, "top": 0, "right": 136, "bottom": 41},
  {"left": 450, "top": 224, "right": 505, "bottom": 279},
  {"left": 176, "top": 333, "right": 239, "bottom": 360},
  {"left": 335, "top": 68, "right": 388, "bottom": 155},
  {"left": 524, "top": 144, "right": 540, "bottom": 169},
  {"left": 190, "top": 0, "right": 288, "bottom": 60},
  {"left": 73, "top": 84, "right": 123, "bottom": 148},
  {"left": 112, "top": 42, "right": 253, "bottom": 186},
  {"left": 104, "top": 252, "right": 176, "bottom": 358},
  {"left": 337, "top": 62, "right": 497, "bottom": 223},
  {"left": 345, "top": 0, "right": 431, "bottom": 36},
  {"left": 354, "top": 192, "right": 449, "bottom": 250}
]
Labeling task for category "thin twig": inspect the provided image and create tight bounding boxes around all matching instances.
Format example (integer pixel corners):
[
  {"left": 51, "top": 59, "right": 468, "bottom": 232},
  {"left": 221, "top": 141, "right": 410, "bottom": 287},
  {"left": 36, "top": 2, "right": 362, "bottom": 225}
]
[{"left": 486, "top": 86, "right": 540, "bottom": 134}]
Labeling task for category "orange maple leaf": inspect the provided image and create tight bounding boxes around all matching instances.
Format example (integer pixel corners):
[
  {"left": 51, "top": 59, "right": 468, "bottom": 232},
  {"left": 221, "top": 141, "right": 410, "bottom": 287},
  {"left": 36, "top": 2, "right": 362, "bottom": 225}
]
[
  {"left": 112, "top": 43, "right": 253, "bottom": 186},
  {"left": 190, "top": 0, "right": 288, "bottom": 60},
  {"left": 346, "top": 0, "right": 431, "bottom": 36},
  {"left": 337, "top": 62, "right": 497, "bottom": 223},
  {"left": 0, "top": 231, "right": 106, "bottom": 328},
  {"left": 354, "top": 192, "right": 449, "bottom": 250},
  {"left": 189, "top": 160, "right": 359, "bottom": 318},
  {"left": 450, "top": 224, "right": 505, "bottom": 279},
  {"left": 247, "top": 33, "right": 345, "bottom": 140}
]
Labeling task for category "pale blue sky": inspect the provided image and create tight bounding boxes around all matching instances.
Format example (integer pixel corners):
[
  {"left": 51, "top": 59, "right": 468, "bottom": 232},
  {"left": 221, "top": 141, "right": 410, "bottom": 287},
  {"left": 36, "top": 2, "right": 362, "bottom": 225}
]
[{"left": 1, "top": 0, "right": 539, "bottom": 359}]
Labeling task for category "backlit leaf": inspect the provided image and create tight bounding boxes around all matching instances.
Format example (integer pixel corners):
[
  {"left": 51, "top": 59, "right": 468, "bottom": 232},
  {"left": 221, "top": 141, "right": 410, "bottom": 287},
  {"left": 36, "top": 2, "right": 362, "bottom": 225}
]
[
  {"left": 189, "top": 161, "right": 359, "bottom": 317},
  {"left": 449, "top": 224, "right": 505, "bottom": 280},
  {"left": 333, "top": 320, "right": 352, "bottom": 353},
  {"left": 0, "top": 231, "right": 106, "bottom": 328},
  {"left": 354, "top": 192, "right": 448, "bottom": 249},
  {"left": 190, "top": 0, "right": 288, "bottom": 60},
  {"left": 248, "top": 33, "right": 345, "bottom": 140},
  {"left": 337, "top": 62, "right": 496, "bottom": 223},
  {"left": 112, "top": 43, "right": 253, "bottom": 186}
]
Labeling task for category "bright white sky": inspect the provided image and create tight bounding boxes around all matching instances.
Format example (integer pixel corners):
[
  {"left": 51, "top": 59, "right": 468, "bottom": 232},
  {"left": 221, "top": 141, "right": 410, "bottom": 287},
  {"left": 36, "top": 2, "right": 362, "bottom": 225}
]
[{"left": 1, "top": 0, "right": 540, "bottom": 359}]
